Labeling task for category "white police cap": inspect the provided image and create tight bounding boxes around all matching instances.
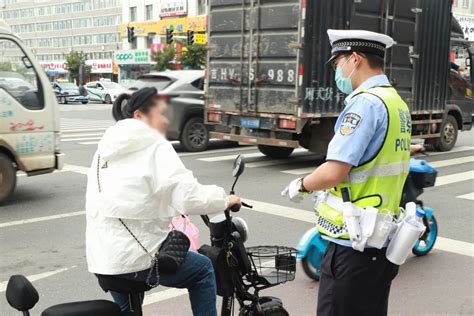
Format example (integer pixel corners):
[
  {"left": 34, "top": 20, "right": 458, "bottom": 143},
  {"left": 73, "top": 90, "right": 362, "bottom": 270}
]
[{"left": 327, "top": 29, "right": 394, "bottom": 63}]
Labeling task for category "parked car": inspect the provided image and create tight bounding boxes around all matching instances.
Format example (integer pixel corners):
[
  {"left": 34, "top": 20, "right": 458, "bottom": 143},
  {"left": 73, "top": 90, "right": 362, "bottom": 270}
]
[
  {"left": 85, "top": 81, "right": 126, "bottom": 104},
  {"left": 51, "top": 82, "right": 88, "bottom": 104},
  {"left": 116, "top": 70, "right": 207, "bottom": 152}
]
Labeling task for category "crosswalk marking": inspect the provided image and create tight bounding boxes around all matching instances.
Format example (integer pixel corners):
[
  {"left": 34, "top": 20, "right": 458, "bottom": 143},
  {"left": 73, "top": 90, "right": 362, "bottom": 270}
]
[
  {"left": 281, "top": 166, "right": 315, "bottom": 175},
  {"left": 419, "top": 146, "right": 474, "bottom": 156},
  {"left": 429, "top": 156, "right": 474, "bottom": 168},
  {"left": 60, "top": 118, "right": 114, "bottom": 131},
  {"left": 199, "top": 148, "right": 306, "bottom": 162},
  {"left": 62, "top": 137, "right": 102, "bottom": 142},
  {"left": 78, "top": 141, "right": 100, "bottom": 145},
  {"left": 457, "top": 192, "right": 474, "bottom": 201},
  {"left": 61, "top": 132, "right": 104, "bottom": 138},
  {"left": 436, "top": 171, "right": 473, "bottom": 186}
]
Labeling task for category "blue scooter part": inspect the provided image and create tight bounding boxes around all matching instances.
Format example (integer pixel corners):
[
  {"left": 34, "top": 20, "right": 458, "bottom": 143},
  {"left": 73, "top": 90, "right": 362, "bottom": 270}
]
[
  {"left": 297, "top": 228, "right": 329, "bottom": 281},
  {"left": 412, "top": 207, "right": 438, "bottom": 256}
]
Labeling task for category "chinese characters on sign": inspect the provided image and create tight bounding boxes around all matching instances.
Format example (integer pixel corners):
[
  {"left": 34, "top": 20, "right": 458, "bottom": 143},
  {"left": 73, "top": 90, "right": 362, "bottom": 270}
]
[
  {"left": 86, "top": 60, "right": 113, "bottom": 74},
  {"left": 160, "top": 0, "right": 188, "bottom": 17},
  {"left": 114, "top": 50, "right": 151, "bottom": 65},
  {"left": 453, "top": 13, "right": 474, "bottom": 42}
]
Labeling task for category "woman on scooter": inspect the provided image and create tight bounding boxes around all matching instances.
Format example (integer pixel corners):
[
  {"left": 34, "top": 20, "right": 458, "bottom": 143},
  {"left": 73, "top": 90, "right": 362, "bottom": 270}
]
[{"left": 85, "top": 87, "right": 241, "bottom": 315}]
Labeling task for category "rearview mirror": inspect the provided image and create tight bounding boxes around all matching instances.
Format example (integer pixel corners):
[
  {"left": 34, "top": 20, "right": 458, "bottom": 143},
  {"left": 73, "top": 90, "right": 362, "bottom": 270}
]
[{"left": 232, "top": 155, "right": 245, "bottom": 178}]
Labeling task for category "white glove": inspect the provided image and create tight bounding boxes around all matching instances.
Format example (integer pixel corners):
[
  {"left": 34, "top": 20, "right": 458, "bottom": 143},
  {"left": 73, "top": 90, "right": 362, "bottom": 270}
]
[{"left": 281, "top": 178, "right": 307, "bottom": 202}]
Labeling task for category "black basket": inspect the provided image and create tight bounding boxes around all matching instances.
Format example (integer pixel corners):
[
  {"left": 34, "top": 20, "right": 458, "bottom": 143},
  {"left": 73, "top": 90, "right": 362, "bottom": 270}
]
[
  {"left": 246, "top": 246, "right": 297, "bottom": 285},
  {"left": 410, "top": 170, "right": 437, "bottom": 189}
]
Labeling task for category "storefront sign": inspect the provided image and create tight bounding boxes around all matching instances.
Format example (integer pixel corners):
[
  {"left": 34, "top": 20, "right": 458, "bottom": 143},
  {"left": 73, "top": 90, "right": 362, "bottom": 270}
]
[
  {"left": 194, "top": 33, "right": 207, "bottom": 45},
  {"left": 119, "top": 16, "right": 207, "bottom": 37},
  {"left": 86, "top": 59, "right": 113, "bottom": 73},
  {"left": 114, "top": 50, "right": 151, "bottom": 65},
  {"left": 454, "top": 13, "right": 474, "bottom": 42},
  {"left": 39, "top": 61, "right": 68, "bottom": 74},
  {"left": 160, "top": 0, "right": 187, "bottom": 17}
]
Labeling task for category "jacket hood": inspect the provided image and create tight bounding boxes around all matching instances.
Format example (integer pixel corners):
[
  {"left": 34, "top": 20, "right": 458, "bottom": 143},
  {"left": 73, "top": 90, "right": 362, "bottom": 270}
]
[{"left": 98, "top": 119, "right": 165, "bottom": 161}]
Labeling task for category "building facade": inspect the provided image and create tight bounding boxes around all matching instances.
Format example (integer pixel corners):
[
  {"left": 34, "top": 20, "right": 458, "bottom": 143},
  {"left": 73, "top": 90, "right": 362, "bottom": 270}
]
[
  {"left": 0, "top": 0, "right": 123, "bottom": 81},
  {"left": 453, "top": 0, "right": 474, "bottom": 42},
  {"left": 116, "top": 0, "right": 207, "bottom": 83}
]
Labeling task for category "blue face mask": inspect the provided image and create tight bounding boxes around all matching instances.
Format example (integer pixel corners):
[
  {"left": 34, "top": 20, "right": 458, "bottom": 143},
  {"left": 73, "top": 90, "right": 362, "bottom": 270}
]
[{"left": 335, "top": 56, "right": 356, "bottom": 95}]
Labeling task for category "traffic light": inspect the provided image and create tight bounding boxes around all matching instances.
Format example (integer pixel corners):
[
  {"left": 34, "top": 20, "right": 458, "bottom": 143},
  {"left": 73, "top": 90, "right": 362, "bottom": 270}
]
[
  {"left": 127, "top": 26, "right": 135, "bottom": 43},
  {"left": 187, "top": 30, "right": 195, "bottom": 45},
  {"left": 166, "top": 28, "right": 174, "bottom": 45}
]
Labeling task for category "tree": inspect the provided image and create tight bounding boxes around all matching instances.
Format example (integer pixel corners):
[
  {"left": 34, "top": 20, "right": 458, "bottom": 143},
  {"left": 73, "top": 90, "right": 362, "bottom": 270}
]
[
  {"left": 65, "top": 50, "right": 91, "bottom": 85},
  {"left": 180, "top": 44, "right": 206, "bottom": 69},
  {"left": 153, "top": 45, "right": 176, "bottom": 72}
]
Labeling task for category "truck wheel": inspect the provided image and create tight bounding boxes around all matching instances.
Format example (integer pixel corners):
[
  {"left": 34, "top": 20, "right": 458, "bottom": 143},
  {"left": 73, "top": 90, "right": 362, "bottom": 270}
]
[
  {"left": 180, "top": 117, "right": 209, "bottom": 152},
  {"left": 429, "top": 115, "right": 458, "bottom": 152},
  {"left": 60, "top": 96, "right": 67, "bottom": 104},
  {"left": 258, "top": 145, "right": 294, "bottom": 158},
  {"left": 0, "top": 153, "right": 16, "bottom": 205}
]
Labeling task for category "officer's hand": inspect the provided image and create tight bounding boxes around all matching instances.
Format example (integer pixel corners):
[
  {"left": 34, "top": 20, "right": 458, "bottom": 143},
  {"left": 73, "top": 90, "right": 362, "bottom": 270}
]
[
  {"left": 410, "top": 144, "right": 425, "bottom": 155},
  {"left": 281, "top": 178, "right": 307, "bottom": 203}
]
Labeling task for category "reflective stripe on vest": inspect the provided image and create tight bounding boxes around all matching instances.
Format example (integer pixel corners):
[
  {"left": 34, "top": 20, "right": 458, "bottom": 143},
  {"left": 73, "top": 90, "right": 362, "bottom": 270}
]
[{"left": 316, "top": 86, "right": 411, "bottom": 239}]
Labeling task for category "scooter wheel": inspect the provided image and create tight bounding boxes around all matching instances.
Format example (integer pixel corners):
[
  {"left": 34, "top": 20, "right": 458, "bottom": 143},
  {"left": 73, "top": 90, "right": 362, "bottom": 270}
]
[
  {"left": 412, "top": 213, "right": 438, "bottom": 256},
  {"left": 302, "top": 249, "right": 321, "bottom": 281},
  {"left": 240, "top": 296, "right": 288, "bottom": 316}
]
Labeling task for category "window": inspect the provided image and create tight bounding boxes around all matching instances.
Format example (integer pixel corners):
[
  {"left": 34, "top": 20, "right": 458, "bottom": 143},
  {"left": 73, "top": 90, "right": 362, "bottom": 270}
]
[
  {"left": 197, "top": 0, "right": 207, "bottom": 15},
  {"left": 130, "top": 7, "right": 137, "bottom": 22},
  {"left": 0, "top": 39, "right": 44, "bottom": 110},
  {"left": 191, "top": 77, "right": 205, "bottom": 90},
  {"left": 145, "top": 5, "right": 153, "bottom": 20},
  {"left": 453, "top": 0, "right": 458, "bottom": 7},
  {"left": 462, "top": 0, "right": 469, "bottom": 8}
]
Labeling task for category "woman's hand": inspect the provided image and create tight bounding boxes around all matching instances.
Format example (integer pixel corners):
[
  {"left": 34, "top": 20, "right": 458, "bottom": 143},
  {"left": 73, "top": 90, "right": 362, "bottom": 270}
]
[
  {"left": 410, "top": 144, "right": 425, "bottom": 155},
  {"left": 226, "top": 195, "right": 242, "bottom": 212}
]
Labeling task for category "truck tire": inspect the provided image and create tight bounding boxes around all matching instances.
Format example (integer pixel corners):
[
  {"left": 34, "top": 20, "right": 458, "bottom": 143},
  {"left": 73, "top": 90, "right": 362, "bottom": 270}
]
[
  {"left": 180, "top": 117, "right": 209, "bottom": 152},
  {"left": 0, "top": 153, "right": 16, "bottom": 205},
  {"left": 428, "top": 115, "right": 458, "bottom": 152},
  {"left": 258, "top": 145, "right": 294, "bottom": 158}
]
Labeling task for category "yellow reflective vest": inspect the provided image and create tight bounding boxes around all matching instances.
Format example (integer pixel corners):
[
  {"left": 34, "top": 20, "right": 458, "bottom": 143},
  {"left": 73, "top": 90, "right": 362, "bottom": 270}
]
[{"left": 316, "top": 86, "right": 411, "bottom": 239}]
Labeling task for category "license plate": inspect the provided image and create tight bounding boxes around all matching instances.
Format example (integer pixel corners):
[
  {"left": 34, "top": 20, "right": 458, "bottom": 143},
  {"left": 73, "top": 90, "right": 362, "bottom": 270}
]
[{"left": 240, "top": 117, "right": 260, "bottom": 129}]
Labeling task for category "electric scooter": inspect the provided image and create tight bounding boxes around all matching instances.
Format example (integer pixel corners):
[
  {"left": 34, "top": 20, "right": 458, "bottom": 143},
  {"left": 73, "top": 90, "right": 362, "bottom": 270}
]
[
  {"left": 199, "top": 155, "right": 298, "bottom": 315},
  {"left": 297, "top": 158, "right": 439, "bottom": 280}
]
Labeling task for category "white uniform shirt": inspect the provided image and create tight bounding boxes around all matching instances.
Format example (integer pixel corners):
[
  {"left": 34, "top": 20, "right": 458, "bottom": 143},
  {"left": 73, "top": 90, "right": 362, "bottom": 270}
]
[{"left": 86, "top": 119, "right": 227, "bottom": 275}]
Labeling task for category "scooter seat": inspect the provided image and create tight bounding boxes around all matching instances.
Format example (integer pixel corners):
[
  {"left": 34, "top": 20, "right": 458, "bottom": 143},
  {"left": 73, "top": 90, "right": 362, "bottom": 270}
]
[
  {"left": 96, "top": 274, "right": 151, "bottom": 294},
  {"left": 41, "top": 299, "right": 121, "bottom": 316}
]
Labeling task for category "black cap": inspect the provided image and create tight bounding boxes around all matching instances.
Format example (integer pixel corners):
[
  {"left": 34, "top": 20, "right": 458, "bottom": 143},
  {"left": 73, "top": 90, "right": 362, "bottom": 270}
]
[{"left": 123, "top": 87, "right": 157, "bottom": 118}]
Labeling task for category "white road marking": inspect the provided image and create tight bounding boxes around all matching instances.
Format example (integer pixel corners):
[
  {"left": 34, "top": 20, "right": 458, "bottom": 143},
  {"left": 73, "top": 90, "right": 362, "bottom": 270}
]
[
  {"left": 61, "top": 133, "right": 104, "bottom": 138},
  {"left": 0, "top": 266, "right": 77, "bottom": 293},
  {"left": 457, "top": 192, "right": 474, "bottom": 201},
  {"left": 61, "top": 128, "right": 107, "bottom": 133},
  {"left": 435, "top": 171, "right": 473, "bottom": 186},
  {"left": 418, "top": 146, "right": 474, "bottom": 156},
  {"left": 62, "top": 137, "right": 102, "bottom": 142},
  {"left": 434, "top": 237, "right": 474, "bottom": 257},
  {"left": 0, "top": 211, "right": 85, "bottom": 228},
  {"left": 199, "top": 148, "right": 306, "bottom": 162},
  {"left": 246, "top": 155, "right": 320, "bottom": 168},
  {"left": 178, "top": 145, "right": 256, "bottom": 157},
  {"left": 17, "top": 164, "right": 89, "bottom": 177},
  {"left": 429, "top": 156, "right": 474, "bottom": 168},
  {"left": 143, "top": 288, "right": 188, "bottom": 306},
  {"left": 283, "top": 151, "right": 474, "bottom": 175},
  {"left": 78, "top": 141, "right": 100, "bottom": 145}
]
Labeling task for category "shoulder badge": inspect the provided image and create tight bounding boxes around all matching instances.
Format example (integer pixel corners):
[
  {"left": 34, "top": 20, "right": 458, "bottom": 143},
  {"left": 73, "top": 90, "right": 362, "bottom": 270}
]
[{"left": 340, "top": 112, "right": 362, "bottom": 136}]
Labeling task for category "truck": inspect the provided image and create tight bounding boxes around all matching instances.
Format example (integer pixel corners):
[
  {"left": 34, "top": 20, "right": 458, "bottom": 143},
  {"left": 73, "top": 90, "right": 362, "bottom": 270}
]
[
  {"left": 0, "top": 21, "right": 64, "bottom": 204},
  {"left": 205, "top": 0, "right": 473, "bottom": 158}
]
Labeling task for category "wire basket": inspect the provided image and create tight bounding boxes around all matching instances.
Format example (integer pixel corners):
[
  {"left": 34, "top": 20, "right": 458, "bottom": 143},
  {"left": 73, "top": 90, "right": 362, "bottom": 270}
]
[{"left": 246, "top": 245, "right": 297, "bottom": 286}]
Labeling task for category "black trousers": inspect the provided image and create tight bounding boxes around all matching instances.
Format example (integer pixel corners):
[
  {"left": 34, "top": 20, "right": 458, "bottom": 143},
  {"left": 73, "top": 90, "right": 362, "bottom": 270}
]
[{"left": 317, "top": 243, "right": 399, "bottom": 316}]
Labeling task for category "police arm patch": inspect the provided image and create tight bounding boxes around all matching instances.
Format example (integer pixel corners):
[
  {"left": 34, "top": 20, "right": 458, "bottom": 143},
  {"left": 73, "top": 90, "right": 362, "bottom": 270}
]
[{"left": 340, "top": 112, "right": 362, "bottom": 136}]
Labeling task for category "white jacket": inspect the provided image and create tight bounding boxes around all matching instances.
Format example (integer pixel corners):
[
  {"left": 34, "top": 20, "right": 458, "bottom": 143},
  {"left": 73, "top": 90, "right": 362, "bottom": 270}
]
[{"left": 86, "top": 119, "right": 227, "bottom": 275}]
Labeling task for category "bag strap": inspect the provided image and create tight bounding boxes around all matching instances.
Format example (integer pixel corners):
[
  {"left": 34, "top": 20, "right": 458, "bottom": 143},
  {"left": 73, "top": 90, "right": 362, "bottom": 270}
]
[{"left": 96, "top": 154, "right": 153, "bottom": 258}]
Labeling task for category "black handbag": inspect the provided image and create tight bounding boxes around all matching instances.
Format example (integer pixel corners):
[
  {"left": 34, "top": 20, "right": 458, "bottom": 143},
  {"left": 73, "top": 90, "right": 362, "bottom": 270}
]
[{"left": 96, "top": 155, "right": 190, "bottom": 287}]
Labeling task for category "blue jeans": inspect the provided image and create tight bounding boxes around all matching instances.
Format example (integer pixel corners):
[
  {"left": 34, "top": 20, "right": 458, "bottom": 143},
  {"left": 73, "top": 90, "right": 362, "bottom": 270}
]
[{"left": 109, "top": 251, "right": 217, "bottom": 316}]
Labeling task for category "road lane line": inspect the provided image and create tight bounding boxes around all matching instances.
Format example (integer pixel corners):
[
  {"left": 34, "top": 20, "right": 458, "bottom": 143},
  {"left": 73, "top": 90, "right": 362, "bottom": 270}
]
[
  {"left": 78, "top": 141, "right": 100, "bottom": 145},
  {"left": 179, "top": 146, "right": 256, "bottom": 157},
  {"left": 283, "top": 155, "right": 474, "bottom": 176},
  {"left": 62, "top": 137, "right": 102, "bottom": 142},
  {"left": 417, "top": 146, "right": 474, "bottom": 156},
  {"left": 244, "top": 198, "right": 474, "bottom": 257},
  {"left": 457, "top": 192, "right": 474, "bottom": 201},
  {"left": 143, "top": 288, "right": 188, "bottom": 306},
  {"left": 61, "top": 133, "right": 104, "bottom": 138},
  {"left": 199, "top": 148, "right": 307, "bottom": 162},
  {"left": 0, "top": 266, "right": 77, "bottom": 292},
  {"left": 0, "top": 211, "right": 85, "bottom": 228},
  {"left": 61, "top": 128, "right": 107, "bottom": 133},
  {"left": 429, "top": 156, "right": 474, "bottom": 168},
  {"left": 435, "top": 171, "right": 473, "bottom": 186},
  {"left": 246, "top": 154, "right": 321, "bottom": 168}
]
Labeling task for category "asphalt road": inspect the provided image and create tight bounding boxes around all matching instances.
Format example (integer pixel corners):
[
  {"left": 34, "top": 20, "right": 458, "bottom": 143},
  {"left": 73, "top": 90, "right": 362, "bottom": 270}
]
[{"left": 0, "top": 104, "right": 473, "bottom": 315}]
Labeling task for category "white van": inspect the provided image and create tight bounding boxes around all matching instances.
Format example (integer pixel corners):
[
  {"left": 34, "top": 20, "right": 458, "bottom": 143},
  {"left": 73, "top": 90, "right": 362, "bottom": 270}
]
[{"left": 0, "top": 21, "right": 64, "bottom": 204}]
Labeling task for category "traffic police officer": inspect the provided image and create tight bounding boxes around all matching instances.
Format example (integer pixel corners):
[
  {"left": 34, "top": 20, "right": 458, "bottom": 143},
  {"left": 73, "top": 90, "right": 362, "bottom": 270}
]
[{"left": 282, "top": 30, "right": 420, "bottom": 315}]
